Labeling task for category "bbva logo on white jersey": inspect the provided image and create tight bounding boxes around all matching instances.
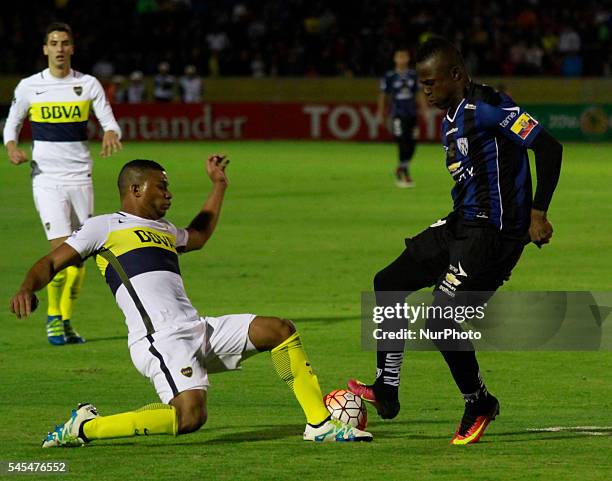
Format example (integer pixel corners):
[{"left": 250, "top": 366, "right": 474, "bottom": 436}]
[{"left": 457, "top": 137, "right": 469, "bottom": 156}]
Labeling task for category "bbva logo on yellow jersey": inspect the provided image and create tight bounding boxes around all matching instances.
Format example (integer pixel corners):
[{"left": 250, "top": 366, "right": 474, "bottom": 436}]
[{"left": 30, "top": 101, "right": 90, "bottom": 123}]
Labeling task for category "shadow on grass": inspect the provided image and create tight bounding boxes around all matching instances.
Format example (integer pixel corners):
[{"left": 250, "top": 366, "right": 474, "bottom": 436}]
[
  {"left": 81, "top": 424, "right": 612, "bottom": 448},
  {"left": 481, "top": 426, "right": 612, "bottom": 444},
  {"left": 294, "top": 315, "right": 360, "bottom": 323},
  {"left": 85, "top": 336, "right": 127, "bottom": 344},
  {"left": 140, "top": 424, "right": 301, "bottom": 447},
  {"left": 379, "top": 424, "right": 612, "bottom": 442}
]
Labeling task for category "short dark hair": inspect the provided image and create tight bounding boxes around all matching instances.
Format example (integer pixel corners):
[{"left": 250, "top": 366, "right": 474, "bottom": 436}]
[
  {"left": 117, "top": 159, "right": 165, "bottom": 197},
  {"left": 44, "top": 22, "right": 73, "bottom": 44},
  {"left": 415, "top": 36, "right": 463, "bottom": 66}
]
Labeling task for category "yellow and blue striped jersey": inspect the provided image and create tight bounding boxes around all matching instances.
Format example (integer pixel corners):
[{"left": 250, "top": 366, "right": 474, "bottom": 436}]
[
  {"left": 66, "top": 211, "right": 198, "bottom": 346},
  {"left": 3, "top": 68, "right": 121, "bottom": 184}
]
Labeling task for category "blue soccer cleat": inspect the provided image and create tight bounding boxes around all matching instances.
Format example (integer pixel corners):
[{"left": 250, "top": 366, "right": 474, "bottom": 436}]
[{"left": 46, "top": 315, "right": 65, "bottom": 345}]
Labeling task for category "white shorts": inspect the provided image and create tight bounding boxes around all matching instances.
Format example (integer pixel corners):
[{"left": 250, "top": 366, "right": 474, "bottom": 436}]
[
  {"left": 129, "top": 314, "right": 258, "bottom": 404},
  {"left": 32, "top": 182, "right": 93, "bottom": 240}
]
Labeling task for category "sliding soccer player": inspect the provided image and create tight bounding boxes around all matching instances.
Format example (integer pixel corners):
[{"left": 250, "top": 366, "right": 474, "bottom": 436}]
[{"left": 11, "top": 155, "right": 372, "bottom": 445}]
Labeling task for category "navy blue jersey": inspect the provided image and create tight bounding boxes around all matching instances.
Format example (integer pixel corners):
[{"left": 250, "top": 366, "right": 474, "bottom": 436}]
[
  {"left": 380, "top": 69, "right": 418, "bottom": 118},
  {"left": 441, "top": 83, "right": 543, "bottom": 237}
]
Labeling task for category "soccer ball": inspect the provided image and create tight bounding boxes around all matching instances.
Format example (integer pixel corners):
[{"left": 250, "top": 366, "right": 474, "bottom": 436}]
[{"left": 323, "top": 389, "right": 367, "bottom": 430}]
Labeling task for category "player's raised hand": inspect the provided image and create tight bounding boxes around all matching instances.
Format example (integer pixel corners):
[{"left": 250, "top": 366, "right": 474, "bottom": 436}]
[
  {"left": 7, "top": 146, "right": 28, "bottom": 165},
  {"left": 206, "top": 154, "right": 229, "bottom": 186},
  {"left": 100, "top": 130, "right": 122, "bottom": 157},
  {"left": 529, "top": 209, "right": 553, "bottom": 247},
  {"left": 9, "top": 290, "right": 38, "bottom": 319}
]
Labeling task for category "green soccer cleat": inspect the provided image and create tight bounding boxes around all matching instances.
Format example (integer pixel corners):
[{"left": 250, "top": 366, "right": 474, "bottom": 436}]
[
  {"left": 303, "top": 417, "right": 373, "bottom": 442},
  {"left": 63, "top": 320, "right": 86, "bottom": 344},
  {"left": 42, "top": 403, "right": 99, "bottom": 448}
]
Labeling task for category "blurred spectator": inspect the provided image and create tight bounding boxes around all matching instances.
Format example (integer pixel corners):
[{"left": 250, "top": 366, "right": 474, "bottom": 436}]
[
  {"left": 562, "top": 54, "right": 584, "bottom": 76},
  {"left": 179, "top": 65, "right": 202, "bottom": 103},
  {"left": 209, "top": 54, "right": 221, "bottom": 77},
  {"left": 524, "top": 41, "right": 544, "bottom": 74},
  {"left": 251, "top": 52, "right": 266, "bottom": 77},
  {"left": 1, "top": 1, "right": 610, "bottom": 78},
  {"left": 109, "top": 75, "right": 127, "bottom": 103},
  {"left": 516, "top": 8, "right": 538, "bottom": 30},
  {"left": 127, "top": 70, "right": 146, "bottom": 103},
  {"left": 153, "top": 62, "right": 176, "bottom": 102},
  {"left": 92, "top": 57, "right": 115, "bottom": 80},
  {"left": 206, "top": 27, "right": 230, "bottom": 54},
  {"left": 558, "top": 26, "right": 582, "bottom": 54}
]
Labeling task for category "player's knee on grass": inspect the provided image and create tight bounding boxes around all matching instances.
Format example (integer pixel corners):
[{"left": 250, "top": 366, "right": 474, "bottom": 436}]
[
  {"left": 171, "top": 390, "right": 208, "bottom": 434},
  {"left": 248, "top": 316, "right": 296, "bottom": 351}
]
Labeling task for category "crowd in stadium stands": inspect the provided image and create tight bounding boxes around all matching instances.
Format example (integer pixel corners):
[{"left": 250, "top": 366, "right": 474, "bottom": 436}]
[{"left": 2, "top": 0, "right": 611, "bottom": 88}]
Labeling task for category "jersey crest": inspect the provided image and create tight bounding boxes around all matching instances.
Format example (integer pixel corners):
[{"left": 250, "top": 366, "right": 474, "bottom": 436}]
[{"left": 457, "top": 137, "right": 469, "bottom": 156}]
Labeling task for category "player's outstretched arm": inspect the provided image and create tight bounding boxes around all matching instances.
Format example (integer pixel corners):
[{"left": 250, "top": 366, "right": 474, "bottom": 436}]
[
  {"left": 528, "top": 129, "right": 563, "bottom": 246},
  {"left": 10, "top": 244, "right": 82, "bottom": 318},
  {"left": 182, "top": 154, "right": 229, "bottom": 253}
]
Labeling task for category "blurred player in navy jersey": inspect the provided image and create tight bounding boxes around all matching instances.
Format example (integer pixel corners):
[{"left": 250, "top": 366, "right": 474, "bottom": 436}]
[
  {"left": 377, "top": 48, "right": 428, "bottom": 187},
  {"left": 350, "top": 37, "right": 562, "bottom": 444}
]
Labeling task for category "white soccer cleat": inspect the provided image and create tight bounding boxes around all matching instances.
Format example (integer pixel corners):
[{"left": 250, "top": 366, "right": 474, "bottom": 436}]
[
  {"left": 42, "top": 403, "right": 99, "bottom": 448},
  {"left": 303, "top": 417, "right": 373, "bottom": 442}
]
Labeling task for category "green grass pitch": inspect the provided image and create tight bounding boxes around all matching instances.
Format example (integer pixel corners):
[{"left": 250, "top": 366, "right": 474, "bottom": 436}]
[{"left": 0, "top": 141, "right": 611, "bottom": 480}]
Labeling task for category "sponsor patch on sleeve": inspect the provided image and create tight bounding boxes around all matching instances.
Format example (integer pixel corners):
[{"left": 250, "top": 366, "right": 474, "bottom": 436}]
[{"left": 510, "top": 112, "right": 539, "bottom": 140}]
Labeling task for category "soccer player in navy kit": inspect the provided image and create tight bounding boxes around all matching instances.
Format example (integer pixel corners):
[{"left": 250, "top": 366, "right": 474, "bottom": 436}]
[
  {"left": 350, "top": 37, "right": 562, "bottom": 444},
  {"left": 377, "top": 48, "right": 427, "bottom": 187}
]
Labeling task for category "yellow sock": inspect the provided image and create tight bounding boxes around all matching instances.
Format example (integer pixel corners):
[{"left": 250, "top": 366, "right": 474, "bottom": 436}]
[
  {"left": 47, "top": 270, "right": 66, "bottom": 317},
  {"left": 83, "top": 403, "right": 177, "bottom": 440},
  {"left": 271, "top": 331, "right": 330, "bottom": 425},
  {"left": 60, "top": 265, "right": 85, "bottom": 321}
]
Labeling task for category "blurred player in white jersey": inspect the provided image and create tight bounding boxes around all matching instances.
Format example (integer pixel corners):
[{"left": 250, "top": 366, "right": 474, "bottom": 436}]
[
  {"left": 10, "top": 155, "right": 372, "bottom": 445},
  {"left": 179, "top": 65, "right": 202, "bottom": 103},
  {"left": 3, "top": 22, "right": 122, "bottom": 345}
]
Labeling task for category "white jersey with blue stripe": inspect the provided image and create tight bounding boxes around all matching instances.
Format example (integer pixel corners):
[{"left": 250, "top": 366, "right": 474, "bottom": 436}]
[
  {"left": 3, "top": 68, "right": 121, "bottom": 185},
  {"left": 65, "top": 211, "right": 198, "bottom": 346}
]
